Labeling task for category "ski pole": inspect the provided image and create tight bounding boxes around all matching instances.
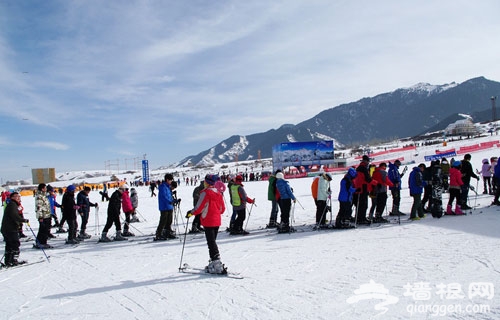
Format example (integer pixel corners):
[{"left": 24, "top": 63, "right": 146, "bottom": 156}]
[
  {"left": 244, "top": 202, "right": 255, "bottom": 230},
  {"left": 295, "top": 198, "right": 305, "bottom": 210},
  {"left": 119, "top": 215, "right": 145, "bottom": 235},
  {"left": 178, "top": 216, "right": 190, "bottom": 272},
  {"left": 135, "top": 209, "right": 147, "bottom": 222},
  {"left": 94, "top": 206, "right": 100, "bottom": 235},
  {"left": 473, "top": 179, "right": 479, "bottom": 211},
  {"left": 290, "top": 201, "right": 296, "bottom": 231},
  {"left": 26, "top": 222, "right": 50, "bottom": 263},
  {"left": 354, "top": 192, "right": 360, "bottom": 228}
]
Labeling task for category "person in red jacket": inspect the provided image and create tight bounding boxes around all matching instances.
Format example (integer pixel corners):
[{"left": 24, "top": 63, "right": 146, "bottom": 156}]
[
  {"left": 447, "top": 161, "right": 464, "bottom": 215},
  {"left": 371, "top": 163, "right": 394, "bottom": 222},
  {"left": 187, "top": 174, "right": 227, "bottom": 274},
  {"left": 121, "top": 185, "right": 135, "bottom": 236}
]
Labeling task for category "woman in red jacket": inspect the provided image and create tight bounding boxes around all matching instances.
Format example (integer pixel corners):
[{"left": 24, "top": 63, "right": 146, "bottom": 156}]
[
  {"left": 121, "top": 185, "right": 135, "bottom": 236},
  {"left": 447, "top": 161, "right": 464, "bottom": 215},
  {"left": 187, "top": 174, "right": 227, "bottom": 274}
]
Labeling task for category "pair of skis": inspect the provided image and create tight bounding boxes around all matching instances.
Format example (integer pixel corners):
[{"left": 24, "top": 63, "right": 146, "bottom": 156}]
[{"left": 179, "top": 263, "right": 243, "bottom": 279}]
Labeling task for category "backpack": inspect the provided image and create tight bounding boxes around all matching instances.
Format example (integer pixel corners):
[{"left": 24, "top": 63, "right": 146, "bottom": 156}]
[{"left": 311, "top": 176, "right": 320, "bottom": 200}]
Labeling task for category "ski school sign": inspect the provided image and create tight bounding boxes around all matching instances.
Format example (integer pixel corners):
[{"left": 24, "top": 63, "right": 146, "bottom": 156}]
[
  {"left": 424, "top": 151, "right": 457, "bottom": 162},
  {"left": 272, "top": 140, "right": 335, "bottom": 175}
]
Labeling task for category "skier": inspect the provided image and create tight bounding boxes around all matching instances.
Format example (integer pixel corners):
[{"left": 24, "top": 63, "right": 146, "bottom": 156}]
[
  {"left": 429, "top": 160, "right": 444, "bottom": 218},
  {"left": 100, "top": 185, "right": 128, "bottom": 242},
  {"left": 335, "top": 168, "right": 357, "bottom": 228},
  {"left": 47, "top": 185, "right": 62, "bottom": 233},
  {"left": 35, "top": 184, "right": 52, "bottom": 249},
  {"left": 440, "top": 157, "right": 450, "bottom": 192},
  {"left": 76, "top": 186, "right": 98, "bottom": 239},
  {"left": 186, "top": 174, "right": 227, "bottom": 274},
  {"left": 481, "top": 158, "right": 492, "bottom": 195},
  {"left": 388, "top": 160, "right": 407, "bottom": 216},
  {"left": 446, "top": 161, "right": 464, "bottom": 215},
  {"left": 312, "top": 172, "right": 332, "bottom": 228},
  {"left": 121, "top": 185, "right": 135, "bottom": 237},
  {"left": 353, "top": 155, "right": 373, "bottom": 224},
  {"left": 266, "top": 170, "right": 281, "bottom": 228},
  {"left": 154, "top": 174, "right": 176, "bottom": 241},
  {"left": 1, "top": 192, "right": 29, "bottom": 267},
  {"left": 408, "top": 164, "right": 426, "bottom": 220},
  {"left": 371, "top": 163, "right": 393, "bottom": 222},
  {"left": 190, "top": 180, "right": 205, "bottom": 233},
  {"left": 130, "top": 188, "right": 140, "bottom": 222},
  {"left": 275, "top": 172, "right": 296, "bottom": 233},
  {"left": 62, "top": 185, "right": 80, "bottom": 245},
  {"left": 460, "top": 154, "right": 480, "bottom": 210},
  {"left": 229, "top": 175, "right": 254, "bottom": 235}
]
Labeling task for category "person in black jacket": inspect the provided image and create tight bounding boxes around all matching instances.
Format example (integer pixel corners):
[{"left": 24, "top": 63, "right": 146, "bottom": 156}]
[
  {"left": 77, "top": 186, "right": 98, "bottom": 240},
  {"left": 62, "top": 185, "right": 79, "bottom": 245},
  {"left": 100, "top": 186, "right": 126, "bottom": 242},
  {"left": 460, "top": 154, "right": 480, "bottom": 210},
  {"left": 1, "top": 192, "right": 29, "bottom": 266}
]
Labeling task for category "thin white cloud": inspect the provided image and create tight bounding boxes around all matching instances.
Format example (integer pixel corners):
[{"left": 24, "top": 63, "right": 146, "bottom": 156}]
[{"left": 30, "top": 142, "right": 70, "bottom": 151}]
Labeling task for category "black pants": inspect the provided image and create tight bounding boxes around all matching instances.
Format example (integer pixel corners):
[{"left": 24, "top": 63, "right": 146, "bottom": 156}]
[
  {"left": 36, "top": 217, "right": 51, "bottom": 245},
  {"left": 375, "top": 192, "right": 388, "bottom": 216},
  {"left": 391, "top": 188, "right": 401, "bottom": 207},
  {"left": 278, "top": 198, "right": 292, "bottom": 225},
  {"left": 2, "top": 231, "right": 20, "bottom": 257},
  {"left": 337, "top": 201, "right": 352, "bottom": 223},
  {"left": 447, "top": 188, "right": 461, "bottom": 206},
  {"left": 67, "top": 219, "right": 78, "bottom": 240},
  {"left": 315, "top": 200, "right": 327, "bottom": 224},
  {"left": 103, "top": 212, "right": 121, "bottom": 233},
  {"left": 233, "top": 208, "right": 246, "bottom": 231},
  {"left": 356, "top": 192, "right": 368, "bottom": 220},
  {"left": 204, "top": 227, "right": 220, "bottom": 261},
  {"left": 80, "top": 211, "right": 90, "bottom": 233},
  {"left": 123, "top": 211, "right": 132, "bottom": 232},
  {"left": 156, "top": 210, "right": 173, "bottom": 237}
]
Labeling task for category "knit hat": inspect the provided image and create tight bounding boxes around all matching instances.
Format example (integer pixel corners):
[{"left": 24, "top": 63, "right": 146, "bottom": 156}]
[
  {"left": 453, "top": 161, "right": 462, "bottom": 167},
  {"left": 47, "top": 185, "right": 54, "bottom": 192},
  {"left": 67, "top": 185, "right": 76, "bottom": 192},
  {"left": 348, "top": 167, "right": 357, "bottom": 178},
  {"left": 205, "top": 174, "right": 219, "bottom": 186},
  {"left": 276, "top": 172, "right": 284, "bottom": 179},
  {"left": 362, "top": 155, "right": 370, "bottom": 162}
]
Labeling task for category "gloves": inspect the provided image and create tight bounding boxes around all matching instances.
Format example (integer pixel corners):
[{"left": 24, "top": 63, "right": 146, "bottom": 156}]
[
  {"left": 186, "top": 210, "right": 193, "bottom": 219},
  {"left": 175, "top": 198, "right": 182, "bottom": 205},
  {"left": 73, "top": 205, "right": 80, "bottom": 210},
  {"left": 24, "top": 219, "right": 29, "bottom": 223},
  {"left": 469, "top": 186, "right": 475, "bottom": 191},
  {"left": 246, "top": 198, "right": 254, "bottom": 204}
]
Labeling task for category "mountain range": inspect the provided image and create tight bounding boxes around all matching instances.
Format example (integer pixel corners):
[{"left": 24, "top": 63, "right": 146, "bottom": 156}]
[{"left": 177, "top": 76, "right": 500, "bottom": 167}]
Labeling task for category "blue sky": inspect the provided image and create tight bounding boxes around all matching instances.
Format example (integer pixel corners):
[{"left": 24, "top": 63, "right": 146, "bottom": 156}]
[{"left": 1, "top": 0, "right": 500, "bottom": 183}]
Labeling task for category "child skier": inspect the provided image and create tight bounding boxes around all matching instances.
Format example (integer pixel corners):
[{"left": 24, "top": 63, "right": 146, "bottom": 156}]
[{"left": 187, "top": 174, "right": 227, "bottom": 274}]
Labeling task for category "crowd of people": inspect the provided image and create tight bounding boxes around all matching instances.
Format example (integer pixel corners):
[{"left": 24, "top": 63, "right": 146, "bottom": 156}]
[{"left": 2, "top": 151, "right": 499, "bottom": 271}]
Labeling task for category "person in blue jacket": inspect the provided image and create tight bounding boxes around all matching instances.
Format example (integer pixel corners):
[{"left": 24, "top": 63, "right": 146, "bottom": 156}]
[
  {"left": 275, "top": 172, "right": 296, "bottom": 233},
  {"left": 408, "top": 164, "right": 426, "bottom": 220},
  {"left": 335, "top": 168, "right": 357, "bottom": 228},
  {"left": 155, "top": 173, "right": 178, "bottom": 240},
  {"left": 388, "top": 160, "right": 406, "bottom": 216}
]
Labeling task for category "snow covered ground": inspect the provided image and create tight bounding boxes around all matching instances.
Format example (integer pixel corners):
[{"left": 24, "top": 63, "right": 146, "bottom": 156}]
[{"left": 2, "top": 137, "right": 500, "bottom": 319}]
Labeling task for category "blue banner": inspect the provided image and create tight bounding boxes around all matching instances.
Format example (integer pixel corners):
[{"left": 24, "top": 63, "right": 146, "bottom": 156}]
[
  {"left": 142, "top": 160, "right": 150, "bottom": 182},
  {"left": 424, "top": 151, "right": 456, "bottom": 162}
]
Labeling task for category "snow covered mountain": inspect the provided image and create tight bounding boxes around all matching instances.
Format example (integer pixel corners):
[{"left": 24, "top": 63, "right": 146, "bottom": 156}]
[{"left": 179, "top": 77, "right": 500, "bottom": 167}]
